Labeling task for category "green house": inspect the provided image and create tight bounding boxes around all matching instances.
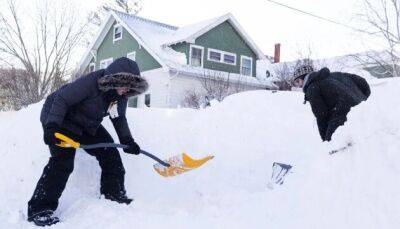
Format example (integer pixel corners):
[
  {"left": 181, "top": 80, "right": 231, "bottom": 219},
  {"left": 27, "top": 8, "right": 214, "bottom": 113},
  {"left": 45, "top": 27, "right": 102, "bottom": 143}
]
[{"left": 78, "top": 10, "right": 275, "bottom": 108}]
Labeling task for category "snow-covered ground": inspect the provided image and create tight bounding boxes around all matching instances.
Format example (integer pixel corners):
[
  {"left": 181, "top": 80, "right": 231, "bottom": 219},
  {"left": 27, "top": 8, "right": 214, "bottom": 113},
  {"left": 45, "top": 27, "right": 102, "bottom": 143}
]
[{"left": 0, "top": 78, "right": 399, "bottom": 228}]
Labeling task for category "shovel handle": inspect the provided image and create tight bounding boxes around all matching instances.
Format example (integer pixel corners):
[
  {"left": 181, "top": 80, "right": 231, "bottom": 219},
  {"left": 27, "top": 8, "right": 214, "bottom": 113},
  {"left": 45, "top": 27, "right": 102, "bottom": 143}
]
[{"left": 140, "top": 150, "right": 170, "bottom": 167}]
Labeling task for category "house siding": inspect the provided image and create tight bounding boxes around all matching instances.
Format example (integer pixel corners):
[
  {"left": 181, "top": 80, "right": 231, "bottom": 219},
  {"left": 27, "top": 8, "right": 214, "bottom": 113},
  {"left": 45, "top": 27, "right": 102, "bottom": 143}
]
[
  {"left": 88, "top": 22, "right": 162, "bottom": 73},
  {"left": 170, "top": 21, "right": 257, "bottom": 77},
  {"left": 169, "top": 73, "right": 264, "bottom": 108}
]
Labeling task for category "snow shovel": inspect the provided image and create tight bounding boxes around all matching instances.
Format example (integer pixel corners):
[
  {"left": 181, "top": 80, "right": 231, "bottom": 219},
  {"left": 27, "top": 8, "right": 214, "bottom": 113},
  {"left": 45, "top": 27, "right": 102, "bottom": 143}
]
[
  {"left": 153, "top": 153, "right": 214, "bottom": 177},
  {"left": 267, "top": 162, "right": 292, "bottom": 190},
  {"left": 54, "top": 133, "right": 214, "bottom": 177}
]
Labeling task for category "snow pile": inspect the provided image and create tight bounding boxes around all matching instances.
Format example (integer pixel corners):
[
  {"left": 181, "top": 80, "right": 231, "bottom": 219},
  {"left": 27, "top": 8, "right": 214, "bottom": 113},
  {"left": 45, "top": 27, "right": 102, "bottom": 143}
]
[{"left": 0, "top": 78, "right": 399, "bottom": 228}]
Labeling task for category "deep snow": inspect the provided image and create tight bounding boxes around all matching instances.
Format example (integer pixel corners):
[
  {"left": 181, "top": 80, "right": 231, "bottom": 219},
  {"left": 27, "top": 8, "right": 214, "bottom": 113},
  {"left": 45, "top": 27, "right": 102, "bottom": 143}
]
[{"left": 0, "top": 78, "right": 399, "bottom": 229}]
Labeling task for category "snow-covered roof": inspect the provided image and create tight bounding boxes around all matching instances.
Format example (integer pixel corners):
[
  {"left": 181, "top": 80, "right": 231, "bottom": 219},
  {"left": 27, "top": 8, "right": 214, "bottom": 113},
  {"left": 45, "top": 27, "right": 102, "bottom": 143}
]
[
  {"left": 110, "top": 11, "right": 185, "bottom": 67},
  {"left": 256, "top": 52, "right": 388, "bottom": 81},
  {"left": 161, "top": 13, "right": 266, "bottom": 60},
  {"left": 111, "top": 10, "right": 266, "bottom": 63}
]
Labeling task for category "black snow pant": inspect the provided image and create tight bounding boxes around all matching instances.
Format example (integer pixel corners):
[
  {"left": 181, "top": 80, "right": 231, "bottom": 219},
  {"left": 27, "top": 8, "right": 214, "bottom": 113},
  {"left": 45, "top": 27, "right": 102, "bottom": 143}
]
[{"left": 27, "top": 125, "right": 126, "bottom": 218}]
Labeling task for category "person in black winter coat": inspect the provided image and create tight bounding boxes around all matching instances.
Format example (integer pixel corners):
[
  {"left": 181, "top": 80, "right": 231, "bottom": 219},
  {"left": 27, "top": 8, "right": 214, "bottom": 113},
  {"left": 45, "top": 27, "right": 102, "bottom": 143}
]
[
  {"left": 27, "top": 57, "right": 148, "bottom": 227},
  {"left": 293, "top": 65, "right": 371, "bottom": 142}
]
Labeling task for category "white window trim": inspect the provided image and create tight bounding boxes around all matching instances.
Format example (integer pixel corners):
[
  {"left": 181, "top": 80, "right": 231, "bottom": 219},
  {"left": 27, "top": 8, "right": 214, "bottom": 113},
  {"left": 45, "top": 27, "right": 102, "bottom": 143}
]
[
  {"left": 113, "top": 24, "right": 123, "bottom": 42},
  {"left": 89, "top": 62, "right": 96, "bottom": 72},
  {"left": 207, "top": 48, "right": 236, "bottom": 66},
  {"left": 100, "top": 57, "right": 113, "bottom": 69},
  {"left": 189, "top": 44, "right": 204, "bottom": 68},
  {"left": 127, "top": 51, "right": 136, "bottom": 61},
  {"left": 240, "top": 55, "right": 253, "bottom": 76}
]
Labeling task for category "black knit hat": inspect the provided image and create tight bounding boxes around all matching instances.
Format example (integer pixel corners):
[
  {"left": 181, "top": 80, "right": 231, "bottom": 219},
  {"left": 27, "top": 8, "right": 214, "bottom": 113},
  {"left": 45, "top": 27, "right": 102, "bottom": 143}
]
[{"left": 293, "top": 65, "right": 314, "bottom": 80}]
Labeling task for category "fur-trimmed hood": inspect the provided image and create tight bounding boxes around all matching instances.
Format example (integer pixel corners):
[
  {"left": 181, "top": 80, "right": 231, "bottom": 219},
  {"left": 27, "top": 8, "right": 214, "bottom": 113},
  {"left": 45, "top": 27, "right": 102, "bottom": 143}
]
[{"left": 98, "top": 57, "right": 148, "bottom": 97}]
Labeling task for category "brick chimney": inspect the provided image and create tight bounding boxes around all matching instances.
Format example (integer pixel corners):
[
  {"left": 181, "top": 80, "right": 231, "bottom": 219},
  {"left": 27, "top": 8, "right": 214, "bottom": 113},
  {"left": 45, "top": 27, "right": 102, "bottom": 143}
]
[{"left": 274, "top": 43, "right": 281, "bottom": 63}]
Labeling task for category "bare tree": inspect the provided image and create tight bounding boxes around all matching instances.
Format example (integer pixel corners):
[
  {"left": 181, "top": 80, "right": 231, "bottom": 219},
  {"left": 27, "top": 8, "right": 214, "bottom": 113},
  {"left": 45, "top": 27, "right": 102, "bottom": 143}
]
[
  {"left": 85, "top": 0, "right": 143, "bottom": 48},
  {"left": 355, "top": 0, "right": 400, "bottom": 77},
  {"left": 182, "top": 90, "right": 202, "bottom": 109},
  {"left": 272, "top": 62, "right": 293, "bottom": 90},
  {"left": 112, "top": 0, "right": 143, "bottom": 14},
  {"left": 0, "top": 0, "right": 91, "bottom": 109},
  {"left": 0, "top": 67, "right": 52, "bottom": 110},
  {"left": 200, "top": 70, "right": 233, "bottom": 102},
  {"left": 89, "top": 0, "right": 142, "bottom": 28},
  {"left": 181, "top": 69, "right": 250, "bottom": 107},
  {"left": 272, "top": 44, "right": 315, "bottom": 90}
]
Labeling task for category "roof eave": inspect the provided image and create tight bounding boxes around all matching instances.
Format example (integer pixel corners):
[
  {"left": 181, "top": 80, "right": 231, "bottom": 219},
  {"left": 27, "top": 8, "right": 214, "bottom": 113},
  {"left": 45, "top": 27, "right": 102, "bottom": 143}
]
[
  {"left": 77, "top": 13, "right": 115, "bottom": 74},
  {"left": 110, "top": 11, "right": 168, "bottom": 69}
]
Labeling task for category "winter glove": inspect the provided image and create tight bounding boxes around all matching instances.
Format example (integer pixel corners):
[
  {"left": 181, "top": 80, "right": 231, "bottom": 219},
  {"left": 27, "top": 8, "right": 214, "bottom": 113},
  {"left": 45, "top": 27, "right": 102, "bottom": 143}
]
[
  {"left": 43, "top": 123, "right": 59, "bottom": 145},
  {"left": 122, "top": 138, "right": 141, "bottom": 155}
]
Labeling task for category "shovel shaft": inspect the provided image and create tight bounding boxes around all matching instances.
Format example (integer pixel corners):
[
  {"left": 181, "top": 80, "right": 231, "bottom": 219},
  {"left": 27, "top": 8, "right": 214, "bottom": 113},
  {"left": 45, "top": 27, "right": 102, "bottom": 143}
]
[
  {"left": 140, "top": 150, "right": 170, "bottom": 167},
  {"left": 80, "top": 143, "right": 127, "bottom": 149},
  {"left": 82, "top": 144, "right": 170, "bottom": 167}
]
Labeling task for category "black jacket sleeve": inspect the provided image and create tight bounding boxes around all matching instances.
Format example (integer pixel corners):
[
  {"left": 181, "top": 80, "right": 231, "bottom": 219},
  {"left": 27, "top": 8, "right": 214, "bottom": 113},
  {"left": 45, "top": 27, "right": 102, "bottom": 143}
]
[
  {"left": 324, "top": 98, "right": 351, "bottom": 141},
  {"left": 46, "top": 76, "right": 94, "bottom": 126},
  {"left": 306, "top": 84, "right": 329, "bottom": 141},
  {"left": 110, "top": 98, "right": 133, "bottom": 143}
]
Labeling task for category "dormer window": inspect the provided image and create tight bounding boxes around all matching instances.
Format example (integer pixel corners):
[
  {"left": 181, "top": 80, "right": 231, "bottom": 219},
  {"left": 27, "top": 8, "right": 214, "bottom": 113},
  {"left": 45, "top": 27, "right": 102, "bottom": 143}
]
[{"left": 113, "top": 24, "right": 123, "bottom": 42}]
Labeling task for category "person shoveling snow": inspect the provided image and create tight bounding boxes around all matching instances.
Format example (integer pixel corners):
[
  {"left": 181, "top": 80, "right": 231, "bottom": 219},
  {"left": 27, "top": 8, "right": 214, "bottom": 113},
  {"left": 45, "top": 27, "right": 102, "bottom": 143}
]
[
  {"left": 27, "top": 57, "right": 148, "bottom": 226},
  {"left": 293, "top": 65, "right": 371, "bottom": 152},
  {"left": 27, "top": 57, "right": 214, "bottom": 227}
]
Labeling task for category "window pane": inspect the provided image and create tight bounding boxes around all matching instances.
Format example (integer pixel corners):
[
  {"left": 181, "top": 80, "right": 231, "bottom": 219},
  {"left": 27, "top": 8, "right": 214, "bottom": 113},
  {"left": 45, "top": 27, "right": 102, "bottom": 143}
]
[
  {"left": 127, "top": 52, "right": 135, "bottom": 61},
  {"left": 242, "top": 67, "right": 251, "bottom": 76},
  {"left": 209, "top": 51, "right": 221, "bottom": 61},
  {"left": 100, "top": 59, "right": 113, "bottom": 69},
  {"left": 243, "top": 58, "right": 251, "bottom": 67},
  {"left": 145, "top": 94, "right": 151, "bottom": 107},
  {"left": 191, "top": 47, "right": 202, "bottom": 67},
  {"left": 241, "top": 58, "right": 252, "bottom": 76},
  {"left": 114, "top": 26, "right": 122, "bottom": 39},
  {"left": 224, "top": 54, "right": 235, "bottom": 64},
  {"left": 128, "top": 97, "right": 138, "bottom": 108}
]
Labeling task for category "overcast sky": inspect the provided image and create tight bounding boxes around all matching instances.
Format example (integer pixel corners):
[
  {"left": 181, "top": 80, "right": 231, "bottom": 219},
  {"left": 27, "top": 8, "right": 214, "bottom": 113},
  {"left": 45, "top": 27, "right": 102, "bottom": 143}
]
[{"left": 9, "top": 0, "right": 388, "bottom": 62}]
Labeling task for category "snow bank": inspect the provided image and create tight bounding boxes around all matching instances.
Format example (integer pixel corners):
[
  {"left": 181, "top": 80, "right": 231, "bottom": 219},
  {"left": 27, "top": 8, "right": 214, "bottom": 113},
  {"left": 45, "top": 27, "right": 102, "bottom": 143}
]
[{"left": 0, "top": 78, "right": 399, "bottom": 228}]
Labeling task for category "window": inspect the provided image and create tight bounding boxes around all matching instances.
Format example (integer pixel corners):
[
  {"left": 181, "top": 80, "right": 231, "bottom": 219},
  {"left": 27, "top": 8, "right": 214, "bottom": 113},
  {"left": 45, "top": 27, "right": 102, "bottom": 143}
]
[
  {"left": 224, "top": 54, "right": 235, "bottom": 64},
  {"left": 127, "top": 52, "right": 136, "bottom": 61},
  {"left": 207, "top": 48, "right": 236, "bottom": 65},
  {"left": 190, "top": 45, "right": 204, "bottom": 67},
  {"left": 89, "top": 63, "right": 96, "bottom": 72},
  {"left": 145, "top": 94, "right": 151, "bottom": 107},
  {"left": 100, "top": 58, "right": 113, "bottom": 69},
  {"left": 128, "top": 97, "right": 138, "bottom": 108},
  {"left": 266, "top": 70, "right": 271, "bottom": 78},
  {"left": 113, "top": 24, "right": 123, "bottom": 42},
  {"left": 241, "top": 56, "right": 253, "bottom": 76},
  {"left": 209, "top": 50, "right": 221, "bottom": 61}
]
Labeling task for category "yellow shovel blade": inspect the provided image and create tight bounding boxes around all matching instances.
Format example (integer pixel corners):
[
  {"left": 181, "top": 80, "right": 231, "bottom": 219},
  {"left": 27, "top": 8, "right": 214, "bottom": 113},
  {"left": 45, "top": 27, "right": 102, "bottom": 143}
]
[
  {"left": 54, "top": 133, "right": 80, "bottom": 149},
  {"left": 153, "top": 153, "right": 214, "bottom": 177}
]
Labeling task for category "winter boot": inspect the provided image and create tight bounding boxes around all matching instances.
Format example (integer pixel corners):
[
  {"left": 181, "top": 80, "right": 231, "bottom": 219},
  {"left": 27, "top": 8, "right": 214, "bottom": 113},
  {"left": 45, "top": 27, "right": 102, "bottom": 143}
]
[
  {"left": 103, "top": 193, "right": 133, "bottom": 205},
  {"left": 28, "top": 210, "right": 60, "bottom": 227}
]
